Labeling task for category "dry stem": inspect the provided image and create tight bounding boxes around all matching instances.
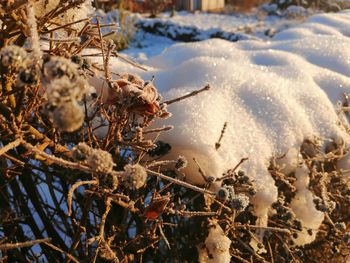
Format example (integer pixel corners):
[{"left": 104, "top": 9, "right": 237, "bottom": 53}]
[{"left": 0, "top": 238, "right": 50, "bottom": 251}]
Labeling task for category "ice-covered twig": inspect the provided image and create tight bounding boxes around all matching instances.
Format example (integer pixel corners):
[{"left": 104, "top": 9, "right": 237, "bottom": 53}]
[
  {"left": 0, "top": 138, "right": 22, "bottom": 156},
  {"left": 112, "top": 51, "right": 148, "bottom": 71},
  {"left": 26, "top": 3, "right": 42, "bottom": 62},
  {"left": 67, "top": 180, "right": 99, "bottom": 217},
  {"left": 146, "top": 168, "right": 215, "bottom": 195}
]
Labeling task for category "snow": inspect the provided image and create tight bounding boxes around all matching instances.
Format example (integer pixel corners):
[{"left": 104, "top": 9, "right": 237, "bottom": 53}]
[
  {"left": 198, "top": 221, "right": 231, "bottom": 263},
  {"left": 290, "top": 164, "right": 324, "bottom": 246},
  {"left": 122, "top": 32, "right": 176, "bottom": 61},
  {"left": 89, "top": 10, "right": 350, "bottom": 243}
]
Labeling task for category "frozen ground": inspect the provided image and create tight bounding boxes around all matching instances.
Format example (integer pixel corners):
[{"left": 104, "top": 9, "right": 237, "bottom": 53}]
[{"left": 90, "top": 10, "right": 350, "bottom": 246}]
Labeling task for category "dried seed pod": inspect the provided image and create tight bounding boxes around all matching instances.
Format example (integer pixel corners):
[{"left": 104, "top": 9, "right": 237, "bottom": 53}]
[
  {"left": 46, "top": 77, "right": 84, "bottom": 106},
  {"left": 229, "top": 193, "right": 250, "bottom": 211},
  {"left": 87, "top": 149, "right": 115, "bottom": 174},
  {"left": 123, "top": 164, "right": 147, "bottom": 190},
  {"left": 43, "top": 56, "right": 79, "bottom": 82},
  {"left": 175, "top": 156, "right": 188, "bottom": 170},
  {"left": 0, "top": 45, "right": 28, "bottom": 70},
  {"left": 72, "top": 142, "right": 93, "bottom": 161},
  {"left": 216, "top": 187, "right": 230, "bottom": 201},
  {"left": 216, "top": 185, "right": 235, "bottom": 202},
  {"left": 52, "top": 101, "right": 84, "bottom": 132}
]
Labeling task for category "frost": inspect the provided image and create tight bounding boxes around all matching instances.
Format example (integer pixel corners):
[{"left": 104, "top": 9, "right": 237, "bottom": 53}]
[
  {"left": 123, "top": 164, "right": 148, "bottom": 189},
  {"left": 46, "top": 77, "right": 84, "bottom": 106},
  {"left": 52, "top": 101, "right": 84, "bottom": 132},
  {"left": 0, "top": 45, "right": 29, "bottom": 69},
  {"left": 72, "top": 143, "right": 93, "bottom": 161},
  {"left": 87, "top": 149, "right": 115, "bottom": 174}
]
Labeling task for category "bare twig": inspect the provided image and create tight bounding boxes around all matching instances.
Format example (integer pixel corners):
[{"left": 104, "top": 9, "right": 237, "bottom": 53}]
[
  {"left": 234, "top": 224, "right": 292, "bottom": 235},
  {"left": 146, "top": 168, "right": 215, "bottom": 195},
  {"left": 193, "top": 157, "right": 208, "bottom": 182},
  {"left": 219, "top": 157, "right": 249, "bottom": 181},
  {"left": 162, "top": 84, "right": 210, "bottom": 105},
  {"left": 43, "top": 242, "right": 80, "bottom": 263},
  {"left": 112, "top": 51, "right": 148, "bottom": 71},
  {"left": 67, "top": 180, "right": 99, "bottom": 217},
  {"left": 158, "top": 224, "right": 170, "bottom": 250},
  {"left": 40, "top": 36, "right": 80, "bottom": 43},
  {"left": 0, "top": 138, "right": 22, "bottom": 156},
  {"left": 21, "top": 140, "right": 94, "bottom": 173},
  {"left": 143, "top": 125, "right": 174, "bottom": 134},
  {"left": 0, "top": 238, "right": 50, "bottom": 251},
  {"left": 215, "top": 122, "right": 228, "bottom": 150}
]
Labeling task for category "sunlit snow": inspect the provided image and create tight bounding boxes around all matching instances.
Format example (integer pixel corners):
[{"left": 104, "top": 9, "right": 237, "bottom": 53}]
[{"left": 91, "top": 10, "right": 350, "bottom": 239}]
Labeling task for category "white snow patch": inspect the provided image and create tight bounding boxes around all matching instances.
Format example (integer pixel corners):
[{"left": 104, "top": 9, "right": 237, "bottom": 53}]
[
  {"left": 290, "top": 164, "right": 324, "bottom": 245},
  {"left": 199, "top": 221, "right": 231, "bottom": 263}
]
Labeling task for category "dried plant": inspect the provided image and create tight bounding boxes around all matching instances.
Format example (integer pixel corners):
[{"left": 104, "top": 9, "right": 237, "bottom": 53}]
[{"left": 1, "top": 1, "right": 350, "bottom": 263}]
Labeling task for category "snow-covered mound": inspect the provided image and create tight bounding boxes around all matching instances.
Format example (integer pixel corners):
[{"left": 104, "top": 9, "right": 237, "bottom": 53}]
[{"left": 98, "top": 10, "right": 350, "bottom": 235}]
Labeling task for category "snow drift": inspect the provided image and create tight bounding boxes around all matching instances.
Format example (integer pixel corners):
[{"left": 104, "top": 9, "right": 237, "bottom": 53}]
[{"left": 93, "top": 10, "right": 350, "bottom": 245}]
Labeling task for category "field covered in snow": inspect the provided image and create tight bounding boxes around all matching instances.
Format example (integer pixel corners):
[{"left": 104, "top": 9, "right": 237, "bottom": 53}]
[{"left": 94, "top": 10, "right": 350, "bottom": 245}]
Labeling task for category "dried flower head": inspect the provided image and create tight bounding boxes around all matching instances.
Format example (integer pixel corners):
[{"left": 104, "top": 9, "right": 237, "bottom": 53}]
[
  {"left": 123, "top": 164, "right": 147, "bottom": 190},
  {"left": 175, "top": 156, "right": 187, "bottom": 170},
  {"left": 158, "top": 103, "right": 172, "bottom": 119},
  {"left": 53, "top": 101, "right": 84, "bottom": 132},
  {"left": 87, "top": 149, "right": 115, "bottom": 174},
  {"left": 72, "top": 142, "right": 93, "bottom": 161},
  {"left": 108, "top": 79, "right": 160, "bottom": 116},
  {"left": 217, "top": 185, "right": 235, "bottom": 202},
  {"left": 120, "top": 73, "right": 145, "bottom": 87},
  {"left": 0, "top": 45, "right": 28, "bottom": 70},
  {"left": 335, "top": 222, "right": 346, "bottom": 231},
  {"left": 43, "top": 57, "right": 79, "bottom": 82},
  {"left": 343, "top": 232, "right": 350, "bottom": 244},
  {"left": 229, "top": 193, "right": 250, "bottom": 211},
  {"left": 46, "top": 77, "right": 85, "bottom": 106},
  {"left": 17, "top": 67, "right": 39, "bottom": 87},
  {"left": 217, "top": 187, "right": 230, "bottom": 201}
]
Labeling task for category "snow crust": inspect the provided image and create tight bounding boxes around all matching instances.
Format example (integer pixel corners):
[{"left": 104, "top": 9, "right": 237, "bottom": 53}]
[{"left": 93, "top": 11, "right": 350, "bottom": 229}]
